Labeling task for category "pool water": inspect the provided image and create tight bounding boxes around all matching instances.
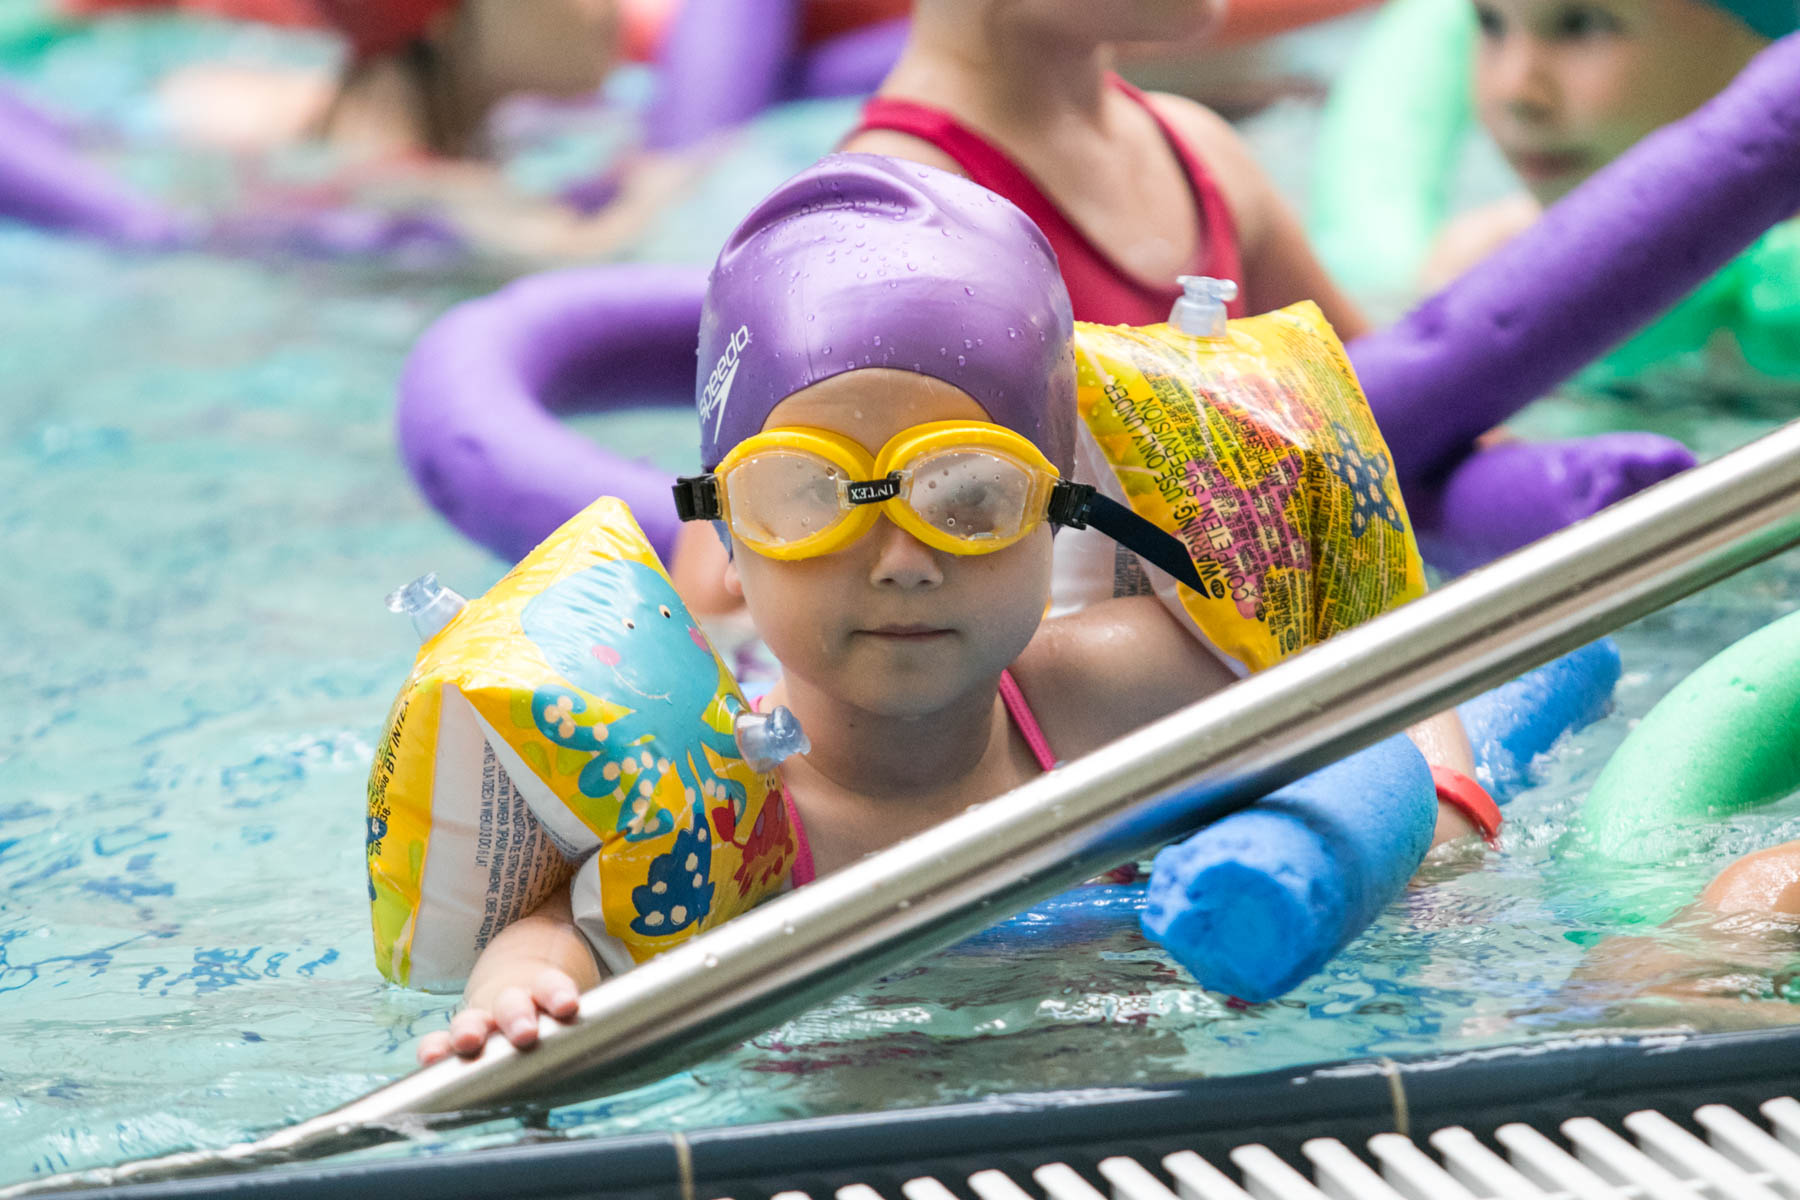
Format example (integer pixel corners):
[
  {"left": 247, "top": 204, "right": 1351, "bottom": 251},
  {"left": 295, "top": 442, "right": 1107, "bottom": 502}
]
[{"left": 4, "top": 9, "right": 1800, "bottom": 1189}]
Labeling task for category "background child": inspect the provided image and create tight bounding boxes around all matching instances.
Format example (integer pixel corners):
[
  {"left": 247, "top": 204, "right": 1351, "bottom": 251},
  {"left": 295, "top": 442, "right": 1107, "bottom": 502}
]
[
  {"left": 1422, "top": 0, "right": 1796, "bottom": 395},
  {"left": 1547, "top": 839, "right": 1800, "bottom": 1028},
  {"left": 60, "top": 0, "right": 622, "bottom": 155},
  {"left": 418, "top": 154, "right": 1486, "bottom": 1066},
  {"left": 60, "top": 0, "right": 643, "bottom": 260},
  {"left": 843, "top": 0, "right": 1364, "bottom": 329}
]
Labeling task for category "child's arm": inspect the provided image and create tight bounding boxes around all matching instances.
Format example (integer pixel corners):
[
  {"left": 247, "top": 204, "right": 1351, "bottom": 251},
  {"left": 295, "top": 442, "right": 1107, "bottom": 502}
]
[
  {"left": 1419, "top": 194, "right": 1540, "bottom": 293},
  {"left": 415, "top": 889, "right": 606, "bottom": 1065},
  {"left": 1404, "top": 709, "right": 1485, "bottom": 847},
  {"left": 1551, "top": 840, "right": 1800, "bottom": 1026},
  {"left": 1021, "top": 596, "right": 1488, "bottom": 845},
  {"left": 1142, "top": 93, "right": 1369, "bottom": 340}
]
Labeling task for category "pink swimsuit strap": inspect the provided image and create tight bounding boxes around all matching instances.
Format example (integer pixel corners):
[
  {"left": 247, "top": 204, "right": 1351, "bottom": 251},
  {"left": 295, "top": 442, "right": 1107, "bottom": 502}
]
[{"left": 773, "top": 669, "right": 1056, "bottom": 888}]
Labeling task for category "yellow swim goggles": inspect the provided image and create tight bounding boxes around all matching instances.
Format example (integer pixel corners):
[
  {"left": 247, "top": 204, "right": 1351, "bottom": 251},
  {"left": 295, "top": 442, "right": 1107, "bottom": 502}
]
[
  {"left": 672, "top": 422, "right": 1088, "bottom": 560},
  {"left": 673, "top": 422, "right": 1212, "bottom": 595}
]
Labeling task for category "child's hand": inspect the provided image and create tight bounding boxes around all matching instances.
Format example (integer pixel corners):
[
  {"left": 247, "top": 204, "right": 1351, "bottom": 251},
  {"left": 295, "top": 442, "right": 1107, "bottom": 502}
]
[{"left": 417, "top": 966, "right": 582, "bottom": 1064}]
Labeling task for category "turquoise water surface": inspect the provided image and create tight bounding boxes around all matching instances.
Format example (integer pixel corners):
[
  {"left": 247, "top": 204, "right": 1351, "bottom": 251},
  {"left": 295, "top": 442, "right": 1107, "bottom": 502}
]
[{"left": 4, "top": 8, "right": 1800, "bottom": 1189}]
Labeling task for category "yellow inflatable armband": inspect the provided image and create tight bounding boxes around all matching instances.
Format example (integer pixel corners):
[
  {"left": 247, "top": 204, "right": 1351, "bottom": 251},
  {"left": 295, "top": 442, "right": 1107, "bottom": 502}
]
[
  {"left": 1065, "top": 285, "right": 1426, "bottom": 672},
  {"left": 366, "top": 497, "right": 800, "bottom": 991}
]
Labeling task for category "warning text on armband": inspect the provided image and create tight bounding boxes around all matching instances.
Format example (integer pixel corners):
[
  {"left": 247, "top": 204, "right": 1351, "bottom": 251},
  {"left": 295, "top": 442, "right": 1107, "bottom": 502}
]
[
  {"left": 366, "top": 698, "right": 404, "bottom": 857},
  {"left": 471, "top": 742, "right": 548, "bottom": 950},
  {"left": 1103, "top": 375, "right": 1233, "bottom": 600}
]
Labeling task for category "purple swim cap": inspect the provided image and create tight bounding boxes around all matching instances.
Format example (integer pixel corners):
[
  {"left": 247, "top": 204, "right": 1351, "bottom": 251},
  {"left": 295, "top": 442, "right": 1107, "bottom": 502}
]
[{"left": 696, "top": 153, "right": 1076, "bottom": 471}]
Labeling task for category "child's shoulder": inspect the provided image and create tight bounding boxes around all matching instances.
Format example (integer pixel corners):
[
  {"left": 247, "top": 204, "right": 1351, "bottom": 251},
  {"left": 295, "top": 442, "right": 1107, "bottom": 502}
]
[
  {"left": 1420, "top": 193, "right": 1539, "bottom": 292},
  {"left": 1134, "top": 89, "right": 1280, "bottom": 255},
  {"left": 1012, "top": 595, "right": 1238, "bottom": 761},
  {"left": 839, "top": 126, "right": 969, "bottom": 177}
]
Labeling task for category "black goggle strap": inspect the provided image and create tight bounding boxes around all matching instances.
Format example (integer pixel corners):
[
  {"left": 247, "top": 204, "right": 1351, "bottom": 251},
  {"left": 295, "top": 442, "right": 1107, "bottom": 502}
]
[
  {"left": 672, "top": 474, "right": 721, "bottom": 522},
  {"left": 1049, "top": 483, "right": 1209, "bottom": 596}
]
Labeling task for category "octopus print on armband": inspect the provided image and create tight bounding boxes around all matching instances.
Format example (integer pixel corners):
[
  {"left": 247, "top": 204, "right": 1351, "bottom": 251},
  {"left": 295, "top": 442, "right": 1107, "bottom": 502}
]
[{"left": 522, "top": 559, "right": 751, "bottom": 846}]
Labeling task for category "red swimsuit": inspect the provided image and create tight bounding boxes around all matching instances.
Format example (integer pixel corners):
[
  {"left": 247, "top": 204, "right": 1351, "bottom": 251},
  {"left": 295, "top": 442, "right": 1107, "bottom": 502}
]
[{"left": 851, "top": 78, "right": 1247, "bottom": 325}]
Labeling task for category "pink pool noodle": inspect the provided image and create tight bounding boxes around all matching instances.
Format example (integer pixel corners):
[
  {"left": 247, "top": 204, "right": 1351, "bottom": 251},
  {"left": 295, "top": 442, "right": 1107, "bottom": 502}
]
[{"left": 1348, "top": 31, "right": 1800, "bottom": 488}]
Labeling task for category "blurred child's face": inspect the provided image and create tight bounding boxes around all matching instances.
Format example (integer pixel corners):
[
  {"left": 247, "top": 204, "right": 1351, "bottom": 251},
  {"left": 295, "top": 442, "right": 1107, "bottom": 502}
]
[
  {"left": 939, "top": 0, "right": 1225, "bottom": 46},
  {"left": 723, "top": 370, "right": 1054, "bottom": 719},
  {"left": 461, "top": 0, "right": 619, "bottom": 98},
  {"left": 1472, "top": 0, "right": 1765, "bottom": 204}
]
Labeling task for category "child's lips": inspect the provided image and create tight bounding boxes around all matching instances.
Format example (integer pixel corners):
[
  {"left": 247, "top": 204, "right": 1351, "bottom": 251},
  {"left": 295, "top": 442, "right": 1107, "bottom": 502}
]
[
  {"left": 1508, "top": 148, "right": 1590, "bottom": 182},
  {"left": 861, "top": 623, "right": 955, "bottom": 640}
]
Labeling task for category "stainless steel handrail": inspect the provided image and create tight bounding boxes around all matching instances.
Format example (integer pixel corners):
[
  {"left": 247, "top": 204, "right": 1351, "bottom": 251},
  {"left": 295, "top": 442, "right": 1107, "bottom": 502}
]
[{"left": 12, "top": 418, "right": 1800, "bottom": 1197}]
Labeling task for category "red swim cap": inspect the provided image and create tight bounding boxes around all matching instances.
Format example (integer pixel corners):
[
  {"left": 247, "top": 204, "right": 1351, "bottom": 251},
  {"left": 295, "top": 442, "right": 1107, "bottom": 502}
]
[{"left": 310, "top": 0, "right": 459, "bottom": 58}]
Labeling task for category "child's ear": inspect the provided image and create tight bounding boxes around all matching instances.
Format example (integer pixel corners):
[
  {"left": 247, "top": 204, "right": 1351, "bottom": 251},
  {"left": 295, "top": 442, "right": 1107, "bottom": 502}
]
[{"left": 722, "top": 546, "right": 744, "bottom": 599}]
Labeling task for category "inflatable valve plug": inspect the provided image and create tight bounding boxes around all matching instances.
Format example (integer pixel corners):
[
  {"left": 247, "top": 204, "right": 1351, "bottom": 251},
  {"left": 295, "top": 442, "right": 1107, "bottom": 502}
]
[
  {"left": 386, "top": 573, "right": 469, "bottom": 643},
  {"left": 1169, "top": 276, "right": 1239, "bottom": 339},
  {"left": 735, "top": 706, "right": 811, "bottom": 773}
]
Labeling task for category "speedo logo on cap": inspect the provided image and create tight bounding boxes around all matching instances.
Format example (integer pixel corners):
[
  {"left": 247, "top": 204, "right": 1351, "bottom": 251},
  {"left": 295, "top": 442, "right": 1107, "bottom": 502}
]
[{"left": 699, "top": 324, "right": 751, "bottom": 439}]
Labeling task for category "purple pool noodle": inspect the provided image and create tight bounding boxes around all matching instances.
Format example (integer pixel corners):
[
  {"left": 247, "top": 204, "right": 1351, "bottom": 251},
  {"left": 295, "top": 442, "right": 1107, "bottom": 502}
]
[
  {"left": 1419, "top": 433, "right": 1697, "bottom": 572},
  {"left": 0, "top": 82, "right": 74, "bottom": 145},
  {"left": 398, "top": 265, "right": 706, "bottom": 563},
  {"left": 570, "top": 14, "right": 900, "bottom": 215},
  {"left": 560, "top": 170, "right": 623, "bottom": 217},
  {"left": 0, "top": 97, "right": 190, "bottom": 246},
  {"left": 643, "top": 0, "right": 800, "bottom": 152},
  {"left": 784, "top": 17, "right": 907, "bottom": 101},
  {"left": 210, "top": 206, "right": 465, "bottom": 263},
  {"left": 1349, "top": 31, "right": 1800, "bottom": 488}
]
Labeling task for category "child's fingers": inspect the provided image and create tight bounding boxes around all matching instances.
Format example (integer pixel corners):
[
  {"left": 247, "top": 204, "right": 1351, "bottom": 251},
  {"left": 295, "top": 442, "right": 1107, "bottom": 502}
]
[
  {"left": 531, "top": 967, "right": 582, "bottom": 1019},
  {"left": 490, "top": 986, "right": 545, "bottom": 1048},
  {"left": 448, "top": 1005, "right": 500, "bottom": 1055},
  {"left": 416, "top": 1030, "right": 454, "bottom": 1066}
]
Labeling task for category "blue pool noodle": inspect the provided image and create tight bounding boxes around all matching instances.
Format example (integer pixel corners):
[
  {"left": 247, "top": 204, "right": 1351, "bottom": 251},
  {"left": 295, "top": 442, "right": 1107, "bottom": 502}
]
[
  {"left": 1140, "top": 639, "right": 1621, "bottom": 1001},
  {"left": 1456, "top": 636, "right": 1621, "bottom": 803},
  {"left": 1142, "top": 734, "right": 1435, "bottom": 1002}
]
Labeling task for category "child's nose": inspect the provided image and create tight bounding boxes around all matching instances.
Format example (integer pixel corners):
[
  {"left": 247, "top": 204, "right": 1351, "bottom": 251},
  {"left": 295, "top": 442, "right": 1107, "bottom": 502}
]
[
  {"left": 867, "top": 516, "right": 945, "bottom": 590},
  {"left": 1492, "top": 38, "right": 1559, "bottom": 121}
]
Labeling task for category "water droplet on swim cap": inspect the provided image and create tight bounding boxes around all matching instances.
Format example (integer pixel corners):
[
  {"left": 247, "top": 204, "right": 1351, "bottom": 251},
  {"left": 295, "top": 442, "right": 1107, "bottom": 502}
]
[{"left": 696, "top": 154, "right": 1075, "bottom": 472}]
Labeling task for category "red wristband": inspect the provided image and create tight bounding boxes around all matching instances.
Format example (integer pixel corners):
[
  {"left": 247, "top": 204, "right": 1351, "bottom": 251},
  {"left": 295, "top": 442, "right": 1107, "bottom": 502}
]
[{"left": 1431, "top": 766, "right": 1502, "bottom": 845}]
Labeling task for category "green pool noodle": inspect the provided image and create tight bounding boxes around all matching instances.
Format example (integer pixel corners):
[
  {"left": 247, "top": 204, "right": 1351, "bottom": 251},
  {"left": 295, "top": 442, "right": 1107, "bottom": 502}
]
[
  {"left": 0, "top": 3, "right": 71, "bottom": 69},
  {"left": 1583, "top": 609, "right": 1800, "bottom": 862},
  {"left": 1308, "top": 0, "right": 1476, "bottom": 298}
]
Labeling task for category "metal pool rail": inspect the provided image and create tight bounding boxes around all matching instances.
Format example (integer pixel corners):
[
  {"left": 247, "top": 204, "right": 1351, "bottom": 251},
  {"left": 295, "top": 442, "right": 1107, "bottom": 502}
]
[
  {"left": 20, "top": 1026, "right": 1800, "bottom": 1198},
  {"left": 10, "top": 418, "right": 1800, "bottom": 1195}
]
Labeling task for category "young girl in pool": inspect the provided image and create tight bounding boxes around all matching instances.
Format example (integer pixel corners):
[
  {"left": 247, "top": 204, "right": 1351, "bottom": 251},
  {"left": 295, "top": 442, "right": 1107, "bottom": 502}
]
[
  {"left": 1422, "top": 0, "right": 1797, "bottom": 393},
  {"left": 417, "top": 153, "right": 1488, "bottom": 1065}
]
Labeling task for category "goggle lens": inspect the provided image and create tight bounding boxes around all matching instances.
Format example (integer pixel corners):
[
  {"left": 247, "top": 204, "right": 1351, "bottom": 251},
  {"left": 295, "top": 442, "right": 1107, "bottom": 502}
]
[
  {"left": 905, "top": 448, "right": 1037, "bottom": 544},
  {"left": 725, "top": 449, "right": 852, "bottom": 547}
]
